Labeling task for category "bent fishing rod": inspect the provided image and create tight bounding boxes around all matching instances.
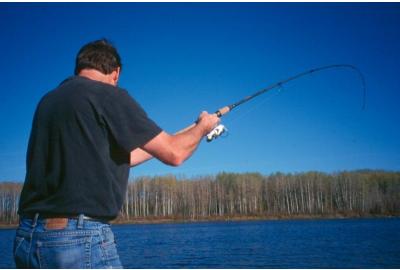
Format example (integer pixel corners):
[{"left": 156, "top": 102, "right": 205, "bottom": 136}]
[{"left": 180, "top": 64, "right": 366, "bottom": 141}]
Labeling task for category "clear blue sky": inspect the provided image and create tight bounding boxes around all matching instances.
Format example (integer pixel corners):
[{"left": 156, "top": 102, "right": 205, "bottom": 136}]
[{"left": 1, "top": 3, "right": 400, "bottom": 181}]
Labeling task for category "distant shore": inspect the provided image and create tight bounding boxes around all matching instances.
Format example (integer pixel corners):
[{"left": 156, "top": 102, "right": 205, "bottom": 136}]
[
  {"left": 2, "top": 171, "right": 399, "bottom": 229},
  {"left": 2, "top": 213, "right": 398, "bottom": 229},
  {"left": 111, "top": 213, "right": 399, "bottom": 225}
]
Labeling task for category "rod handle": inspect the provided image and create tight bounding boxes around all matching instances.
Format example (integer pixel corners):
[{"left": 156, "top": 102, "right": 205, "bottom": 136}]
[{"left": 215, "top": 106, "right": 230, "bottom": 117}]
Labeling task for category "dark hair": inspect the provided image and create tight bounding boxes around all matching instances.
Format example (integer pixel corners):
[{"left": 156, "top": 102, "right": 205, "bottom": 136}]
[{"left": 74, "top": 39, "right": 122, "bottom": 75}]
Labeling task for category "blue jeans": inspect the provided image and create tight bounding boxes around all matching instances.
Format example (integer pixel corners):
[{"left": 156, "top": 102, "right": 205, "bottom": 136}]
[{"left": 14, "top": 214, "right": 123, "bottom": 268}]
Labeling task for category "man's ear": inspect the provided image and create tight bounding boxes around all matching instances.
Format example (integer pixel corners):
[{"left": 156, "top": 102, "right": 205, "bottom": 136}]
[{"left": 112, "top": 67, "right": 121, "bottom": 85}]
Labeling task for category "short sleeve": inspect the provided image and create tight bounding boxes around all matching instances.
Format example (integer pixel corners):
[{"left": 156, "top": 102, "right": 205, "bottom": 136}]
[{"left": 102, "top": 89, "right": 162, "bottom": 153}]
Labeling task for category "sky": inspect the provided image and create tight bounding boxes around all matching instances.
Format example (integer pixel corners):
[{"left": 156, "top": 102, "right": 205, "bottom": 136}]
[{"left": 1, "top": 3, "right": 400, "bottom": 181}]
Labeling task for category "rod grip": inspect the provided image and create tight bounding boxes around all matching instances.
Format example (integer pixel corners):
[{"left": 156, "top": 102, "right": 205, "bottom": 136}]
[{"left": 215, "top": 106, "right": 230, "bottom": 117}]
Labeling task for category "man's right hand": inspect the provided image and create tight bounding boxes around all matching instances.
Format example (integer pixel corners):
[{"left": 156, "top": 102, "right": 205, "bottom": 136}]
[{"left": 197, "top": 111, "right": 221, "bottom": 137}]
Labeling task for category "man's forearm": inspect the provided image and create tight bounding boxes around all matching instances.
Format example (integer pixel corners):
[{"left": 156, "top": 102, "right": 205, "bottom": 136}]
[
  {"left": 130, "top": 123, "right": 203, "bottom": 167},
  {"left": 167, "top": 123, "right": 205, "bottom": 165}
]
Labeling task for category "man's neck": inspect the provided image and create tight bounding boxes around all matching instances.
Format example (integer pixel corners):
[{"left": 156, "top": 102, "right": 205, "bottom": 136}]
[{"left": 79, "top": 69, "right": 117, "bottom": 86}]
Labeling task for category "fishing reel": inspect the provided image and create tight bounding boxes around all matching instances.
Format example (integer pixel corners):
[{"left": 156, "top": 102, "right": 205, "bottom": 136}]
[{"left": 206, "top": 124, "right": 227, "bottom": 142}]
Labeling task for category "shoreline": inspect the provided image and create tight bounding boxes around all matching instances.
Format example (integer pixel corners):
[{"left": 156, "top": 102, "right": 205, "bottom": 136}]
[
  {"left": 111, "top": 213, "right": 399, "bottom": 225},
  {"left": 1, "top": 214, "right": 398, "bottom": 229}
]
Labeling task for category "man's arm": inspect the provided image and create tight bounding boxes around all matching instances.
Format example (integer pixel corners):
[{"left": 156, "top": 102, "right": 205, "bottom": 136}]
[
  {"left": 130, "top": 148, "right": 153, "bottom": 167},
  {"left": 130, "top": 111, "right": 219, "bottom": 167}
]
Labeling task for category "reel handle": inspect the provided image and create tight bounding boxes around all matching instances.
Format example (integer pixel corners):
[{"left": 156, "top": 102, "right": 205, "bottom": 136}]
[
  {"left": 206, "top": 124, "right": 227, "bottom": 142},
  {"left": 176, "top": 106, "right": 230, "bottom": 140}
]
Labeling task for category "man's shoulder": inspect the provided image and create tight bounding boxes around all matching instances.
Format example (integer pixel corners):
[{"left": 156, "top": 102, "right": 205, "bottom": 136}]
[
  {"left": 39, "top": 76, "right": 135, "bottom": 111},
  {"left": 53, "top": 76, "right": 126, "bottom": 99}
]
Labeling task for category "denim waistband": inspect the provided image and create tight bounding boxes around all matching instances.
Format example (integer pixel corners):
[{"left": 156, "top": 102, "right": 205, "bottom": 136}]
[
  {"left": 20, "top": 213, "right": 109, "bottom": 223},
  {"left": 18, "top": 213, "right": 110, "bottom": 234}
]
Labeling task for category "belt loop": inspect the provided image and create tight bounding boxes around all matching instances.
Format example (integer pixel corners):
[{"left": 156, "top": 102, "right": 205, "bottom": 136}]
[
  {"left": 32, "top": 213, "right": 39, "bottom": 228},
  {"left": 77, "top": 214, "right": 84, "bottom": 229}
]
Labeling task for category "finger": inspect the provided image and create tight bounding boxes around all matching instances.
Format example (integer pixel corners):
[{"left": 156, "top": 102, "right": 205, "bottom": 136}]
[{"left": 199, "top": 111, "right": 208, "bottom": 118}]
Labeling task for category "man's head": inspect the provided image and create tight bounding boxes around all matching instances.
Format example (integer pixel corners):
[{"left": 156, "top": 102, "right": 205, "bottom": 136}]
[{"left": 75, "top": 39, "right": 122, "bottom": 86}]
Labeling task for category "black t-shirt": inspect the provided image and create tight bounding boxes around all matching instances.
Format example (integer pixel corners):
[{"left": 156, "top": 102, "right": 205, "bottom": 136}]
[{"left": 18, "top": 76, "right": 162, "bottom": 220}]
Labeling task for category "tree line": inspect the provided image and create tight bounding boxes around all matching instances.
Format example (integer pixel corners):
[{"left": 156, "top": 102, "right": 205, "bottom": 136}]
[{"left": 1, "top": 171, "right": 399, "bottom": 224}]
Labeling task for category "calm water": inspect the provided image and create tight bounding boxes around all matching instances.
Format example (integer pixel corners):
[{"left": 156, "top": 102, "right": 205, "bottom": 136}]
[{"left": 1, "top": 218, "right": 399, "bottom": 268}]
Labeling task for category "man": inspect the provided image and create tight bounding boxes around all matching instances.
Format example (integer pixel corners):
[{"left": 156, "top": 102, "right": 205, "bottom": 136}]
[{"left": 14, "top": 39, "right": 220, "bottom": 268}]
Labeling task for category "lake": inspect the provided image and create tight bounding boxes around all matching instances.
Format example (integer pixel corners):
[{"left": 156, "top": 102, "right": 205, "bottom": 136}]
[{"left": 1, "top": 218, "right": 399, "bottom": 268}]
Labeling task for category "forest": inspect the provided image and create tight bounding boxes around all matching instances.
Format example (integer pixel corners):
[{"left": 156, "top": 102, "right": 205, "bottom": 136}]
[{"left": 0, "top": 170, "right": 399, "bottom": 225}]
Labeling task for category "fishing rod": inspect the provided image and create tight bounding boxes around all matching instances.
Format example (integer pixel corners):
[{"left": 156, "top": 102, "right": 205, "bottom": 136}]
[
  {"left": 180, "top": 64, "right": 366, "bottom": 141},
  {"left": 204, "top": 64, "right": 367, "bottom": 141}
]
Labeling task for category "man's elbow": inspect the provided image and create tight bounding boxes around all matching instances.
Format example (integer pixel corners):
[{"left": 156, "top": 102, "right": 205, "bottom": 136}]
[
  {"left": 166, "top": 152, "right": 185, "bottom": 167},
  {"left": 142, "top": 132, "right": 189, "bottom": 167}
]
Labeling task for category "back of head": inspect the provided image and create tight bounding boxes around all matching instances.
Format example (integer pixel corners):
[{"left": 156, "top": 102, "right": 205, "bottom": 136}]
[{"left": 74, "top": 39, "right": 122, "bottom": 75}]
